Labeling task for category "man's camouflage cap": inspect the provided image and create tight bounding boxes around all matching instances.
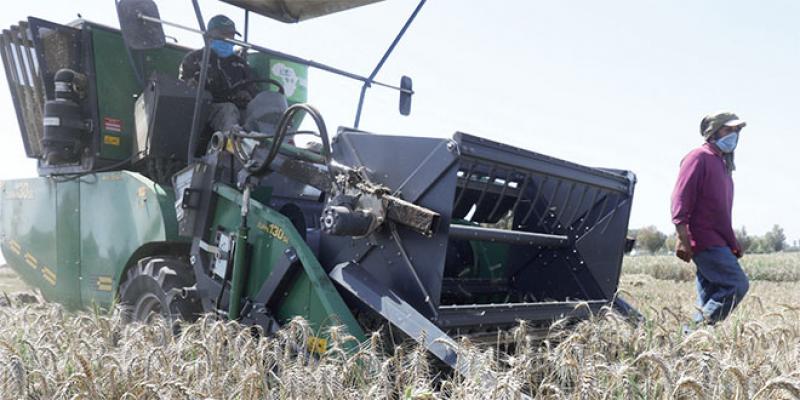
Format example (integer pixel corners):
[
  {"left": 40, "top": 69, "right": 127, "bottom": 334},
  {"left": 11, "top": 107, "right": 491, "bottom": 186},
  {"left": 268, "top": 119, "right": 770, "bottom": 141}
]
[
  {"left": 207, "top": 15, "right": 240, "bottom": 36},
  {"left": 700, "top": 111, "right": 746, "bottom": 139}
]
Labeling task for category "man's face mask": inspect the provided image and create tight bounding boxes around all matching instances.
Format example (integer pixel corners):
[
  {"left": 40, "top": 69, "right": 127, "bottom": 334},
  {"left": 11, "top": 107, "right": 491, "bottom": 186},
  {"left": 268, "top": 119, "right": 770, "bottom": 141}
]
[
  {"left": 715, "top": 131, "right": 739, "bottom": 153},
  {"left": 210, "top": 40, "right": 234, "bottom": 58}
]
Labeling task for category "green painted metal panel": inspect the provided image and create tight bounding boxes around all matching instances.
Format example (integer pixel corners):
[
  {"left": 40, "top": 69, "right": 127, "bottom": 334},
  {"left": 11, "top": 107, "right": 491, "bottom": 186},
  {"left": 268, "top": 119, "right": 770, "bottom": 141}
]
[
  {"left": 90, "top": 26, "right": 188, "bottom": 161},
  {"left": 212, "top": 184, "right": 364, "bottom": 342},
  {"left": 471, "top": 241, "right": 509, "bottom": 279},
  {"left": 78, "top": 171, "right": 182, "bottom": 307},
  {"left": 54, "top": 181, "right": 82, "bottom": 308},
  {"left": 452, "top": 219, "right": 510, "bottom": 280},
  {"left": 247, "top": 53, "right": 308, "bottom": 127},
  {"left": 0, "top": 178, "right": 81, "bottom": 308},
  {"left": 89, "top": 26, "right": 302, "bottom": 162},
  {"left": 248, "top": 53, "right": 309, "bottom": 104},
  {"left": 1, "top": 172, "right": 183, "bottom": 309}
]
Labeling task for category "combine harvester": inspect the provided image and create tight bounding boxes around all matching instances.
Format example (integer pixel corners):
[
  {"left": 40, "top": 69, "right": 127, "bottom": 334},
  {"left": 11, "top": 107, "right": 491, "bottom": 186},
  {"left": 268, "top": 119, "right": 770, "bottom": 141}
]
[{"left": 0, "top": 0, "right": 637, "bottom": 371}]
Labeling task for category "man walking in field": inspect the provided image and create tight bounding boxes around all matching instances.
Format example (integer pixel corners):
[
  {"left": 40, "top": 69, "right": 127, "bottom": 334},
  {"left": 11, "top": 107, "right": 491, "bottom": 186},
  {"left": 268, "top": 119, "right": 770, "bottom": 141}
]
[{"left": 671, "top": 111, "right": 749, "bottom": 326}]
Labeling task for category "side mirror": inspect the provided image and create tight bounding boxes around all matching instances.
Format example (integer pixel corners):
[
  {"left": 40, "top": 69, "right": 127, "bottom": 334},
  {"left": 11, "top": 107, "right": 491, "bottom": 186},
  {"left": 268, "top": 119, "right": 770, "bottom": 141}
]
[
  {"left": 399, "top": 75, "right": 413, "bottom": 116},
  {"left": 117, "top": 0, "right": 166, "bottom": 50}
]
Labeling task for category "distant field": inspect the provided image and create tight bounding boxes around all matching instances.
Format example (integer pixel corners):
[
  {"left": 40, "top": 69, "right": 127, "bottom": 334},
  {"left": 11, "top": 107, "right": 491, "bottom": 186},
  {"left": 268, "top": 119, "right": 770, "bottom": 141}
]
[
  {"left": 623, "top": 252, "right": 800, "bottom": 282},
  {"left": 0, "top": 255, "right": 797, "bottom": 398}
]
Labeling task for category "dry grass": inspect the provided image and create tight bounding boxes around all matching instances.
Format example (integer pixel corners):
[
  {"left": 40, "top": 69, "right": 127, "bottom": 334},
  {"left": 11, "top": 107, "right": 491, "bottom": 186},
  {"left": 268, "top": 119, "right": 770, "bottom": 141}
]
[{"left": 0, "top": 258, "right": 797, "bottom": 399}]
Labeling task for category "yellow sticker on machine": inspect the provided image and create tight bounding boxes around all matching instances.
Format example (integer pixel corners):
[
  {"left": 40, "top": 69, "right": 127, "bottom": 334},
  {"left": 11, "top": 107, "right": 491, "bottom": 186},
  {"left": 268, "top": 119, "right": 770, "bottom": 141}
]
[
  {"left": 8, "top": 240, "right": 21, "bottom": 255},
  {"left": 96, "top": 276, "right": 113, "bottom": 292},
  {"left": 307, "top": 336, "right": 328, "bottom": 354},
  {"left": 41, "top": 267, "right": 57, "bottom": 286},
  {"left": 103, "top": 135, "right": 120, "bottom": 146},
  {"left": 24, "top": 253, "right": 38, "bottom": 270}
]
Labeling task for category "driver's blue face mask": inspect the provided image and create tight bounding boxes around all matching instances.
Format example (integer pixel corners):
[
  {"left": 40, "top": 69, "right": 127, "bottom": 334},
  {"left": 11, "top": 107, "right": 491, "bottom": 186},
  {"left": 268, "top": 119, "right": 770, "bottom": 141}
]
[{"left": 210, "top": 40, "right": 235, "bottom": 58}]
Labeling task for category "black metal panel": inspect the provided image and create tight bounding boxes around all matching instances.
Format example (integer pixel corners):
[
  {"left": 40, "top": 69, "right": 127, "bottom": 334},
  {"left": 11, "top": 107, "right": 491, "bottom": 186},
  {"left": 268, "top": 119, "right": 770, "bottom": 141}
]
[
  {"left": 26, "top": 17, "right": 104, "bottom": 175},
  {"left": 329, "top": 262, "right": 460, "bottom": 368},
  {"left": 0, "top": 28, "right": 36, "bottom": 157},
  {"left": 319, "top": 128, "right": 637, "bottom": 327},
  {"left": 574, "top": 198, "right": 634, "bottom": 298},
  {"left": 28, "top": 18, "right": 83, "bottom": 100},
  {"left": 454, "top": 132, "right": 632, "bottom": 193},
  {"left": 444, "top": 131, "right": 636, "bottom": 308},
  {"left": 254, "top": 247, "right": 300, "bottom": 308},
  {"left": 134, "top": 72, "right": 211, "bottom": 163},
  {"left": 440, "top": 278, "right": 509, "bottom": 298},
  {"left": 0, "top": 20, "right": 67, "bottom": 158},
  {"left": 321, "top": 130, "right": 460, "bottom": 318},
  {"left": 436, "top": 300, "right": 607, "bottom": 329},
  {"left": 448, "top": 224, "right": 568, "bottom": 247}
]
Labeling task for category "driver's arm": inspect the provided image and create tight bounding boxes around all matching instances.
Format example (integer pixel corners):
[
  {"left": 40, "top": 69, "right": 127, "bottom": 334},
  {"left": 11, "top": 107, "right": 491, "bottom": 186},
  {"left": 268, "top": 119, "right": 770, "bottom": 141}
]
[
  {"left": 243, "top": 63, "right": 260, "bottom": 98},
  {"left": 179, "top": 53, "right": 200, "bottom": 86}
]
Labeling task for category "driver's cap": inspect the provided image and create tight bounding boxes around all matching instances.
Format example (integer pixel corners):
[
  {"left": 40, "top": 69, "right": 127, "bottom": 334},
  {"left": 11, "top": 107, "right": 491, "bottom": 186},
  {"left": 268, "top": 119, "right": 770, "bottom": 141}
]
[{"left": 207, "top": 15, "right": 241, "bottom": 37}]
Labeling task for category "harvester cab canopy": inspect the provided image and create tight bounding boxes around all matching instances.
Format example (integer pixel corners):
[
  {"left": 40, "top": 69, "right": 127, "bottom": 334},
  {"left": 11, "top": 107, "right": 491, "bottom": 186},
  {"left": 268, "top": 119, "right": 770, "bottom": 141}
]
[{"left": 219, "top": 0, "right": 384, "bottom": 23}]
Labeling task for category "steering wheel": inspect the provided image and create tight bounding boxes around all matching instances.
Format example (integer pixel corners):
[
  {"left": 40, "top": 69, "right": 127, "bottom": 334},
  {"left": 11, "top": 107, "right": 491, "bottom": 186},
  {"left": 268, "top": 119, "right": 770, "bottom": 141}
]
[{"left": 225, "top": 78, "right": 285, "bottom": 95}]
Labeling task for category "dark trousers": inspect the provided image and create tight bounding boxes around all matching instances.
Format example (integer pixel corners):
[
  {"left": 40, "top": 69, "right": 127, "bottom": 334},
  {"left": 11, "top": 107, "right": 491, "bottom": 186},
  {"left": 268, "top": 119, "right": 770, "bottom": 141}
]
[
  {"left": 208, "top": 102, "right": 241, "bottom": 132},
  {"left": 691, "top": 246, "right": 749, "bottom": 324}
]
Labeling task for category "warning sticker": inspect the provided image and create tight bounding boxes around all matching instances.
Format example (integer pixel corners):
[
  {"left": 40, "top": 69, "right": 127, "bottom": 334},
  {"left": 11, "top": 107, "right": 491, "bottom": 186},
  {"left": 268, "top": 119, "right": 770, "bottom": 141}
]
[
  {"left": 103, "top": 135, "right": 120, "bottom": 146},
  {"left": 103, "top": 117, "right": 123, "bottom": 132}
]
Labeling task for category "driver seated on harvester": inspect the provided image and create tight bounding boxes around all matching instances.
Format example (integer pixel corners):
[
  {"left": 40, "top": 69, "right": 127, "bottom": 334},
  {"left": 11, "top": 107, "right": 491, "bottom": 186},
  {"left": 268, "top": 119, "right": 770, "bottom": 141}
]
[{"left": 179, "top": 15, "right": 283, "bottom": 134}]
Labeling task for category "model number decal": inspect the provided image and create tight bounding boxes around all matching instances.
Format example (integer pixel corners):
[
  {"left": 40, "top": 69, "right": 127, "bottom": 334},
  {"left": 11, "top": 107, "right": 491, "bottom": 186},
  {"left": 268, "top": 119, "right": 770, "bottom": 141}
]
[{"left": 257, "top": 222, "right": 289, "bottom": 244}]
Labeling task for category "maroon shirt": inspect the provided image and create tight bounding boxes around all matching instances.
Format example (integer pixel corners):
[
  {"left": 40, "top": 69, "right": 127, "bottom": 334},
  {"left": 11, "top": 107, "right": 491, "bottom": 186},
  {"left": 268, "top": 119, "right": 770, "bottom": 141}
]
[{"left": 671, "top": 143, "right": 739, "bottom": 253}]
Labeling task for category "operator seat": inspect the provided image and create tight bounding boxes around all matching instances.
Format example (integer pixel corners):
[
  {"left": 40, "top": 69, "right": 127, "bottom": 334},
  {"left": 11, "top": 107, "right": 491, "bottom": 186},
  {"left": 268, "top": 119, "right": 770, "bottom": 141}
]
[{"left": 243, "top": 90, "right": 289, "bottom": 135}]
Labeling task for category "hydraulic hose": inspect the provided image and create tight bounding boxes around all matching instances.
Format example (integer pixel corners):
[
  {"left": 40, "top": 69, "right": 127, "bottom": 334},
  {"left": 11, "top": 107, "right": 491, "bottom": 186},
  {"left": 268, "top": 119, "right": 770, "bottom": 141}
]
[{"left": 251, "top": 103, "right": 337, "bottom": 189}]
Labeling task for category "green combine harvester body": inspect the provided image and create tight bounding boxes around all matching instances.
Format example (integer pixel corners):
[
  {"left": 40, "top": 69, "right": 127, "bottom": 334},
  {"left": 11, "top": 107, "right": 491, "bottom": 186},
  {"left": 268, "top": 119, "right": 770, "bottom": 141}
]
[
  {"left": 1, "top": 172, "right": 180, "bottom": 309},
  {"left": 0, "top": 0, "right": 637, "bottom": 371}
]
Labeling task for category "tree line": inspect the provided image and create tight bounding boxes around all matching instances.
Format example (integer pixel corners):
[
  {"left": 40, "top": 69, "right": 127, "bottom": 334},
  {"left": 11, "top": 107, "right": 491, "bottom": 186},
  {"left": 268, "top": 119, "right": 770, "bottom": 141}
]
[{"left": 629, "top": 225, "right": 795, "bottom": 254}]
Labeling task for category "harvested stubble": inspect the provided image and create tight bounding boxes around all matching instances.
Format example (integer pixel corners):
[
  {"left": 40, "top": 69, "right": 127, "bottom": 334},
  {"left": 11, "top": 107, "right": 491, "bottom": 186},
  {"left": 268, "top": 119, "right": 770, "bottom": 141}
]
[{"left": 0, "top": 278, "right": 797, "bottom": 399}]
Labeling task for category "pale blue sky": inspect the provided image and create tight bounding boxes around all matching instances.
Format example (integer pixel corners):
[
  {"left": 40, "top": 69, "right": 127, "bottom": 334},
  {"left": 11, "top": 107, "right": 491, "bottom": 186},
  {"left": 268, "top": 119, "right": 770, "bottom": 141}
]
[{"left": 0, "top": 1, "right": 798, "bottom": 243}]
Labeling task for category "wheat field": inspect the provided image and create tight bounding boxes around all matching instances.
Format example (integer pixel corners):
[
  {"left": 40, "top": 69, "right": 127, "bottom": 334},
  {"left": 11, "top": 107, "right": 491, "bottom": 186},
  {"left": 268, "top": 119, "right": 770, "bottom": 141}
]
[{"left": 0, "top": 254, "right": 798, "bottom": 399}]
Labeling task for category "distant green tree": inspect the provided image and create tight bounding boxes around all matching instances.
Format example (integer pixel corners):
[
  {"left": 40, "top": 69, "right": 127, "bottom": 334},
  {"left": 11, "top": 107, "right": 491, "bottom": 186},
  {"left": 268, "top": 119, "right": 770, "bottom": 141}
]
[
  {"left": 750, "top": 236, "right": 769, "bottom": 253},
  {"left": 664, "top": 232, "right": 678, "bottom": 253},
  {"left": 764, "top": 224, "right": 786, "bottom": 252},
  {"left": 636, "top": 225, "right": 667, "bottom": 254},
  {"left": 735, "top": 226, "right": 753, "bottom": 252}
]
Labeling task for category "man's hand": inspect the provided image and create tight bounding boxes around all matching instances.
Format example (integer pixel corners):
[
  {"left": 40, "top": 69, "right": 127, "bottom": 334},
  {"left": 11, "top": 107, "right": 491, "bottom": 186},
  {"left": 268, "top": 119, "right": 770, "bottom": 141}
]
[
  {"left": 732, "top": 247, "right": 743, "bottom": 259},
  {"left": 674, "top": 224, "right": 693, "bottom": 262},
  {"left": 231, "top": 90, "right": 253, "bottom": 107},
  {"left": 676, "top": 241, "right": 693, "bottom": 263}
]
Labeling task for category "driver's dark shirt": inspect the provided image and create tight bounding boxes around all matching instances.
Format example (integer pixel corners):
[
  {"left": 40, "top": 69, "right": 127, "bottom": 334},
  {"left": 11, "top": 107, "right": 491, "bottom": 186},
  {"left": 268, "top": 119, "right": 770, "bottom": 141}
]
[{"left": 179, "top": 49, "right": 258, "bottom": 108}]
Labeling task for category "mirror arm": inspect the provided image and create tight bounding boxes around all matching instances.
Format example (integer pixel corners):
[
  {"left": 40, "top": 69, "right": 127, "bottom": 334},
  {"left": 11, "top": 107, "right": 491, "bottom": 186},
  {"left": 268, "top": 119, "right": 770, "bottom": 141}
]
[
  {"left": 191, "top": 0, "right": 207, "bottom": 31},
  {"left": 353, "top": 0, "right": 426, "bottom": 129}
]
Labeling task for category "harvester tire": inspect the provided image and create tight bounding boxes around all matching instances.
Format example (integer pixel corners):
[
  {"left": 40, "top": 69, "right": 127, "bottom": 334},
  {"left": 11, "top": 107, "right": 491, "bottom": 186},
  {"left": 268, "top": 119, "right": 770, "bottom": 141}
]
[{"left": 118, "top": 256, "right": 202, "bottom": 325}]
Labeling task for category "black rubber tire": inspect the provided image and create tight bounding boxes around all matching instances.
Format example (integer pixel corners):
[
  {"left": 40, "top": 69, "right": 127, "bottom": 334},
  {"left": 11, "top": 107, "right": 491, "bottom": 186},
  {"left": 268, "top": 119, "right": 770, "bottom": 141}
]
[{"left": 118, "top": 256, "right": 202, "bottom": 324}]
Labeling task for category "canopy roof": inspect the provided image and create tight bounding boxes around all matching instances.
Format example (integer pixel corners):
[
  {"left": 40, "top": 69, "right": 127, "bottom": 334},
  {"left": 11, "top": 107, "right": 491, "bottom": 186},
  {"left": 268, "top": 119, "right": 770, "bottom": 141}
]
[{"left": 219, "top": 0, "right": 384, "bottom": 23}]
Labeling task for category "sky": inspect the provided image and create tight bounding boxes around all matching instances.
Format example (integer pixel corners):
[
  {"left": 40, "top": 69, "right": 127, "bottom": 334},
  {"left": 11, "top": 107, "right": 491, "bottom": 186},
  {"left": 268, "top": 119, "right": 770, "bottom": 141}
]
[{"left": 0, "top": 0, "right": 798, "bottom": 244}]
